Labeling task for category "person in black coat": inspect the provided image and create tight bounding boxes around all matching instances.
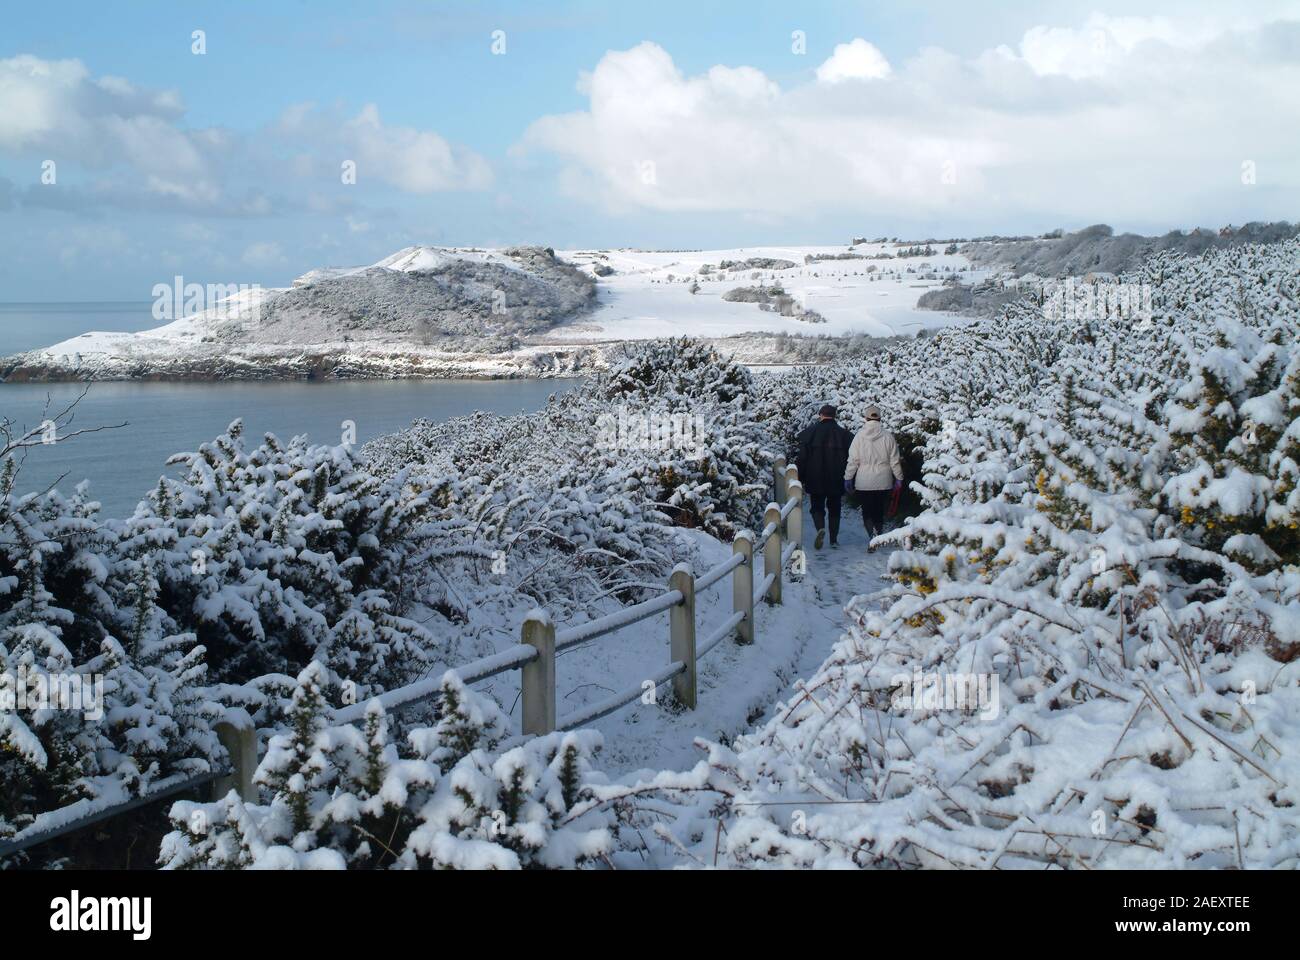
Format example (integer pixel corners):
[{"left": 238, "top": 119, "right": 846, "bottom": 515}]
[{"left": 795, "top": 404, "right": 853, "bottom": 549}]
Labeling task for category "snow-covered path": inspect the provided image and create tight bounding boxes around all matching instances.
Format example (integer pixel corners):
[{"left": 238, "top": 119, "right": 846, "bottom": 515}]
[
  {"left": 478, "top": 498, "right": 897, "bottom": 779},
  {"left": 763, "top": 503, "right": 894, "bottom": 714}
]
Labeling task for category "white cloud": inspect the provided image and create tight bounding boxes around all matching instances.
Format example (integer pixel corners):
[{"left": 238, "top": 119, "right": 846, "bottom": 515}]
[
  {"left": 1017, "top": 10, "right": 1300, "bottom": 79},
  {"left": 0, "top": 56, "right": 493, "bottom": 217},
  {"left": 0, "top": 54, "right": 209, "bottom": 193},
  {"left": 518, "top": 15, "right": 1300, "bottom": 228},
  {"left": 241, "top": 241, "right": 285, "bottom": 267},
  {"left": 816, "top": 39, "right": 892, "bottom": 84},
  {"left": 348, "top": 104, "right": 492, "bottom": 192},
  {"left": 277, "top": 102, "right": 492, "bottom": 194}
]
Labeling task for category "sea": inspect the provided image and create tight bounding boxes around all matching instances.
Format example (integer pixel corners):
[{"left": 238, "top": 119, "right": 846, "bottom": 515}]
[{"left": 0, "top": 302, "right": 578, "bottom": 517}]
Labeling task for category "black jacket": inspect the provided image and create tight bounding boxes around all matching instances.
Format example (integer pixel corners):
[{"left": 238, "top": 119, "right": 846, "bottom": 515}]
[{"left": 795, "top": 418, "right": 853, "bottom": 497}]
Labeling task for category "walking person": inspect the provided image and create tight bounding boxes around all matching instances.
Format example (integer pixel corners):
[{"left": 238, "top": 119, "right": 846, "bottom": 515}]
[
  {"left": 844, "top": 406, "right": 903, "bottom": 552},
  {"left": 795, "top": 404, "right": 853, "bottom": 549}
]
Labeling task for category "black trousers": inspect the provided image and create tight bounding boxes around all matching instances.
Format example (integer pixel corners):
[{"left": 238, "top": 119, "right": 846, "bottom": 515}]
[
  {"left": 808, "top": 493, "right": 842, "bottom": 542},
  {"left": 858, "top": 488, "right": 891, "bottom": 535}
]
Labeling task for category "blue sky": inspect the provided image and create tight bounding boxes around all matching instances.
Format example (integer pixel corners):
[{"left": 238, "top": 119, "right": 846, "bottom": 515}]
[{"left": 1, "top": 0, "right": 1298, "bottom": 299}]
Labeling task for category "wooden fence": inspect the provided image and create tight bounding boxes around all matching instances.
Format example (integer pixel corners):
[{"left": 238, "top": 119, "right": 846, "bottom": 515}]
[{"left": 0, "top": 460, "right": 805, "bottom": 859}]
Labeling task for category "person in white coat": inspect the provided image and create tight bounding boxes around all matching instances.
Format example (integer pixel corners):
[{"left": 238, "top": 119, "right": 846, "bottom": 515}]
[{"left": 843, "top": 406, "right": 903, "bottom": 549}]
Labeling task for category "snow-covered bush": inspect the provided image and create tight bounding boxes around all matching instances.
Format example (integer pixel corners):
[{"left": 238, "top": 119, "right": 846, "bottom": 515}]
[
  {"left": 0, "top": 422, "right": 456, "bottom": 864},
  {"left": 117, "top": 420, "right": 445, "bottom": 693},
  {"left": 602, "top": 336, "right": 751, "bottom": 409},
  {"left": 595, "top": 337, "right": 769, "bottom": 536},
  {"left": 599, "top": 239, "right": 1300, "bottom": 869},
  {"left": 362, "top": 338, "right": 771, "bottom": 648},
  {"left": 160, "top": 665, "right": 615, "bottom": 869},
  {"left": 364, "top": 393, "right": 683, "bottom": 641},
  {"left": 0, "top": 479, "right": 220, "bottom": 865}
]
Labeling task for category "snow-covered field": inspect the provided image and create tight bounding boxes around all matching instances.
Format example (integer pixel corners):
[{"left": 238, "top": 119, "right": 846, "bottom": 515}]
[{"left": 550, "top": 243, "right": 980, "bottom": 342}]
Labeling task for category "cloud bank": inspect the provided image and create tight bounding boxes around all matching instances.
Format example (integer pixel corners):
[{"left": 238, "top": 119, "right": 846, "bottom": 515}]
[
  {"left": 519, "top": 14, "right": 1300, "bottom": 227},
  {"left": 0, "top": 54, "right": 492, "bottom": 215}
]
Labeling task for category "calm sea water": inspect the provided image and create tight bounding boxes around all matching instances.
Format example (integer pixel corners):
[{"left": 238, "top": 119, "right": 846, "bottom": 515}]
[
  {"left": 1, "top": 303, "right": 577, "bottom": 517},
  {"left": 2, "top": 380, "right": 576, "bottom": 517}
]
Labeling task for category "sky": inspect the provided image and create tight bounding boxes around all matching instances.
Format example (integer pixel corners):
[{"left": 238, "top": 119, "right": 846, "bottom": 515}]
[{"left": 1, "top": 0, "right": 1298, "bottom": 300}]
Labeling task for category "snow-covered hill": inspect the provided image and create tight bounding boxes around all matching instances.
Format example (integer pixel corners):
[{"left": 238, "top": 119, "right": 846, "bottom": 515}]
[
  {"left": 0, "top": 245, "right": 597, "bottom": 381},
  {"left": 0, "top": 241, "right": 981, "bottom": 381}
]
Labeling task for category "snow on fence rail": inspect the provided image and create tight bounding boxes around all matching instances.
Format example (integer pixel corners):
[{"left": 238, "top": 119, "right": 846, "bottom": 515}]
[
  {"left": 373, "top": 457, "right": 803, "bottom": 735},
  {"left": 2, "top": 460, "right": 805, "bottom": 859},
  {"left": 0, "top": 711, "right": 257, "bottom": 859}
]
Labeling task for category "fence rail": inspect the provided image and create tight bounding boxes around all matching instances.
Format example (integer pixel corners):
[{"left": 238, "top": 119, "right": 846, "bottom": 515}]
[
  {"left": 0, "top": 713, "right": 256, "bottom": 860},
  {"left": 518, "top": 458, "right": 803, "bottom": 735},
  {"left": 329, "top": 456, "right": 804, "bottom": 737},
  {"left": 2, "top": 459, "right": 806, "bottom": 860}
]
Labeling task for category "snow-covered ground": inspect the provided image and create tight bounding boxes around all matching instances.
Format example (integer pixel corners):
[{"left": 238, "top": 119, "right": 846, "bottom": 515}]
[
  {"left": 468, "top": 503, "right": 896, "bottom": 778},
  {"left": 549, "top": 243, "right": 982, "bottom": 342},
  {"left": 32, "top": 284, "right": 275, "bottom": 359}
]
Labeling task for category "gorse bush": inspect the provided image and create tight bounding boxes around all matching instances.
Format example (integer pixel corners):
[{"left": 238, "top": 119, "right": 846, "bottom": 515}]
[
  {"left": 601, "top": 238, "right": 1300, "bottom": 869},
  {"left": 597, "top": 338, "right": 768, "bottom": 536},
  {"left": 160, "top": 666, "right": 615, "bottom": 870},
  {"left": 0, "top": 423, "right": 450, "bottom": 864},
  {"left": 2, "top": 337, "right": 772, "bottom": 866},
  {"left": 121, "top": 421, "right": 442, "bottom": 690},
  {"left": 0, "top": 480, "right": 220, "bottom": 861}
]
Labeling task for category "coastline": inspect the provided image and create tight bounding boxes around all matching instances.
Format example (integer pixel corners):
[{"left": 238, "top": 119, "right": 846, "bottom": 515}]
[
  {"left": 0, "top": 343, "right": 606, "bottom": 383},
  {"left": 0, "top": 330, "right": 934, "bottom": 383}
]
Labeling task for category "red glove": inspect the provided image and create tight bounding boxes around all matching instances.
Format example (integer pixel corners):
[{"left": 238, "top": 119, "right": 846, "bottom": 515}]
[{"left": 892, "top": 480, "right": 902, "bottom": 493}]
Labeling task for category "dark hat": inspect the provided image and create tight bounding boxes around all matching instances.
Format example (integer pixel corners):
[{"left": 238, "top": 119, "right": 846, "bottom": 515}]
[{"left": 818, "top": 404, "right": 838, "bottom": 418}]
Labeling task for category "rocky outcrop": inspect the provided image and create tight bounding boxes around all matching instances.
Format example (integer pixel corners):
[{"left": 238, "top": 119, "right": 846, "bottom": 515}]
[{"left": 239, "top": 246, "right": 595, "bottom": 344}]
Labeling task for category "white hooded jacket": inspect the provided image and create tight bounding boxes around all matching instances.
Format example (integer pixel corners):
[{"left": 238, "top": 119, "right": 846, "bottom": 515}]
[{"left": 844, "top": 421, "right": 903, "bottom": 491}]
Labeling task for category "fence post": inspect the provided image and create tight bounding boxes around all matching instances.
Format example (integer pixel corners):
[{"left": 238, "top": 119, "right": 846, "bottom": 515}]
[
  {"left": 764, "top": 502, "right": 783, "bottom": 605},
  {"left": 773, "top": 456, "right": 787, "bottom": 505},
  {"left": 212, "top": 713, "right": 257, "bottom": 802},
  {"left": 784, "top": 464, "right": 799, "bottom": 501},
  {"left": 732, "top": 530, "right": 754, "bottom": 645},
  {"left": 786, "top": 478, "right": 804, "bottom": 578},
  {"left": 669, "top": 564, "right": 696, "bottom": 709},
  {"left": 521, "top": 610, "right": 556, "bottom": 735}
]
